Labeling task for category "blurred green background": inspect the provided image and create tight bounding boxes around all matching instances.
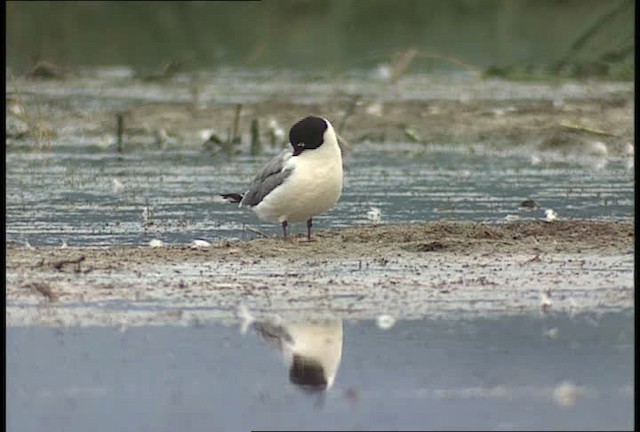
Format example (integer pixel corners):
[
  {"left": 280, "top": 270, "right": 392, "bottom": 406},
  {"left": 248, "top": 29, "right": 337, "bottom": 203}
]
[{"left": 6, "top": 0, "right": 634, "bottom": 77}]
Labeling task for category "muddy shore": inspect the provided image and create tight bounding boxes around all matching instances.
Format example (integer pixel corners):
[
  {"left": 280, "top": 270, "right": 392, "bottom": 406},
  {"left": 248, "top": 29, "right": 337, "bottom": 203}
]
[
  {"left": 6, "top": 74, "right": 635, "bottom": 327},
  {"left": 6, "top": 74, "right": 634, "bottom": 157},
  {"left": 6, "top": 220, "right": 634, "bottom": 327}
]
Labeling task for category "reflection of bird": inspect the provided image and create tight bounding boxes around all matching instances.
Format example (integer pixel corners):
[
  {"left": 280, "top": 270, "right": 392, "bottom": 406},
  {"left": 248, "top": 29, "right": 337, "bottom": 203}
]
[
  {"left": 251, "top": 318, "right": 343, "bottom": 392},
  {"left": 217, "top": 116, "right": 343, "bottom": 240}
]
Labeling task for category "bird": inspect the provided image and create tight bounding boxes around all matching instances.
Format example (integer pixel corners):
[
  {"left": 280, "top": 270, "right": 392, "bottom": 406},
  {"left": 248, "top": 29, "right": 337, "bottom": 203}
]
[
  {"left": 251, "top": 318, "right": 344, "bottom": 392},
  {"left": 218, "top": 115, "right": 343, "bottom": 240}
]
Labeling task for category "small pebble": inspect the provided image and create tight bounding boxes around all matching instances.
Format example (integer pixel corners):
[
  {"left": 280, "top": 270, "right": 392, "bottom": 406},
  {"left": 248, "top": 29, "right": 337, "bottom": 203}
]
[
  {"left": 624, "top": 142, "right": 634, "bottom": 156},
  {"left": 553, "top": 381, "right": 583, "bottom": 408},
  {"left": 367, "top": 207, "right": 382, "bottom": 224},
  {"left": 111, "top": 179, "right": 125, "bottom": 193},
  {"left": 190, "top": 239, "right": 211, "bottom": 249},
  {"left": 148, "top": 239, "right": 164, "bottom": 248},
  {"left": 544, "top": 209, "right": 558, "bottom": 222},
  {"left": 365, "top": 101, "right": 383, "bottom": 117},
  {"left": 376, "top": 314, "right": 396, "bottom": 330},
  {"left": 585, "top": 141, "right": 608, "bottom": 157}
]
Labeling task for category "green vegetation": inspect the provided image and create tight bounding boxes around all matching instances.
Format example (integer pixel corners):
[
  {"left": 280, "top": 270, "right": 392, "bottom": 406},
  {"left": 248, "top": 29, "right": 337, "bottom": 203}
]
[{"left": 6, "top": 0, "right": 634, "bottom": 80}]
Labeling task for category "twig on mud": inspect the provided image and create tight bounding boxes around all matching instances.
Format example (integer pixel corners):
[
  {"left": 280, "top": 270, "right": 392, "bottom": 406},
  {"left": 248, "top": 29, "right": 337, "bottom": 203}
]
[
  {"left": 559, "top": 120, "right": 619, "bottom": 137},
  {"left": 51, "top": 255, "right": 86, "bottom": 271},
  {"left": 30, "top": 257, "right": 46, "bottom": 269},
  {"left": 232, "top": 103, "right": 243, "bottom": 144},
  {"left": 26, "top": 60, "right": 67, "bottom": 79},
  {"left": 82, "top": 265, "right": 95, "bottom": 274},
  {"left": 525, "top": 254, "right": 542, "bottom": 263},
  {"left": 416, "top": 50, "right": 482, "bottom": 74},
  {"left": 245, "top": 226, "right": 271, "bottom": 239},
  {"left": 390, "top": 48, "right": 419, "bottom": 84},
  {"left": 25, "top": 282, "right": 58, "bottom": 302},
  {"left": 136, "top": 59, "right": 187, "bottom": 82},
  {"left": 388, "top": 47, "right": 481, "bottom": 84}
]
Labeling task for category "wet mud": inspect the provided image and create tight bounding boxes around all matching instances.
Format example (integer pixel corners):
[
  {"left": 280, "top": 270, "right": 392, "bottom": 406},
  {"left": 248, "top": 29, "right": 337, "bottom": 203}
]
[
  {"left": 6, "top": 73, "right": 634, "bottom": 327},
  {"left": 6, "top": 220, "right": 634, "bottom": 327},
  {"left": 6, "top": 72, "right": 634, "bottom": 157}
]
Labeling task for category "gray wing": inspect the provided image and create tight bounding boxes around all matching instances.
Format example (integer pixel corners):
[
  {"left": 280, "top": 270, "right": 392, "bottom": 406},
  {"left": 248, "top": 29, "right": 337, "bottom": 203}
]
[
  {"left": 251, "top": 321, "right": 293, "bottom": 351},
  {"left": 241, "top": 149, "right": 293, "bottom": 207}
]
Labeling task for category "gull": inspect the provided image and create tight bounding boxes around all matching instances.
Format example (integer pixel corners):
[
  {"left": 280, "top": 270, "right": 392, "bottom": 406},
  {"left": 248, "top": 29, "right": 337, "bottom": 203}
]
[{"left": 218, "top": 116, "right": 343, "bottom": 240}]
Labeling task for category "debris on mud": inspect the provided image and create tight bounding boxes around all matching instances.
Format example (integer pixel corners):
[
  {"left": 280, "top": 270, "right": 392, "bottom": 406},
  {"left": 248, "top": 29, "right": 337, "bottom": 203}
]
[{"left": 6, "top": 220, "right": 634, "bottom": 327}]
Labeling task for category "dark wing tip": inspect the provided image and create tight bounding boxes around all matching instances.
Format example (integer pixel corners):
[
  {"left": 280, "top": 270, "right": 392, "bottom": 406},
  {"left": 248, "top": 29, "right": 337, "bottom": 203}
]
[{"left": 217, "top": 193, "right": 244, "bottom": 203}]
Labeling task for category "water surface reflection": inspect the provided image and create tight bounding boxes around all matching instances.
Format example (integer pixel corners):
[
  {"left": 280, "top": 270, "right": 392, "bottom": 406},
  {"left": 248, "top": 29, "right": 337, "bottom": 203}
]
[
  {"left": 7, "top": 311, "right": 633, "bottom": 431},
  {"left": 250, "top": 317, "right": 343, "bottom": 392}
]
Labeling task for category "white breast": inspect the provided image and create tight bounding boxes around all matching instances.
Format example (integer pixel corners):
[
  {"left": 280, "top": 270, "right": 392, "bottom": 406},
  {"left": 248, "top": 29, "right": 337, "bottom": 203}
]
[
  {"left": 283, "top": 320, "right": 344, "bottom": 389},
  {"left": 252, "top": 129, "right": 343, "bottom": 223}
]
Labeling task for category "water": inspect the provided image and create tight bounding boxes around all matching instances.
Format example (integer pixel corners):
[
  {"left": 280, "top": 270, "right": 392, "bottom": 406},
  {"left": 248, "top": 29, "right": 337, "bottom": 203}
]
[
  {"left": 8, "top": 67, "right": 634, "bottom": 106},
  {"left": 7, "top": 312, "right": 633, "bottom": 431},
  {"left": 5, "top": 143, "right": 634, "bottom": 246},
  {"left": 5, "top": 69, "right": 634, "bottom": 247},
  {"left": 5, "top": 68, "right": 634, "bottom": 431}
]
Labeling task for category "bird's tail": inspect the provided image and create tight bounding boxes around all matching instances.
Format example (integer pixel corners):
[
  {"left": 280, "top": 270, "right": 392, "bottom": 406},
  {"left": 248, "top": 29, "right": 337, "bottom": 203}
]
[{"left": 214, "top": 193, "right": 244, "bottom": 203}]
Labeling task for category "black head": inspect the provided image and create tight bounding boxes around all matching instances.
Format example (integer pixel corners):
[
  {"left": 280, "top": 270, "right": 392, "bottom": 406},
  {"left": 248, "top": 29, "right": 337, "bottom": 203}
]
[
  {"left": 289, "top": 116, "right": 328, "bottom": 156},
  {"left": 289, "top": 354, "right": 328, "bottom": 392}
]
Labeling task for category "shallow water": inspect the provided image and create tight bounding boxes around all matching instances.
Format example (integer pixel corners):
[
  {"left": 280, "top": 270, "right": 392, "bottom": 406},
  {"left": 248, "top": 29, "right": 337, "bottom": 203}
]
[
  {"left": 6, "top": 69, "right": 634, "bottom": 431},
  {"left": 7, "top": 311, "right": 633, "bottom": 431},
  {"left": 5, "top": 143, "right": 634, "bottom": 246},
  {"left": 6, "top": 70, "right": 634, "bottom": 246}
]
